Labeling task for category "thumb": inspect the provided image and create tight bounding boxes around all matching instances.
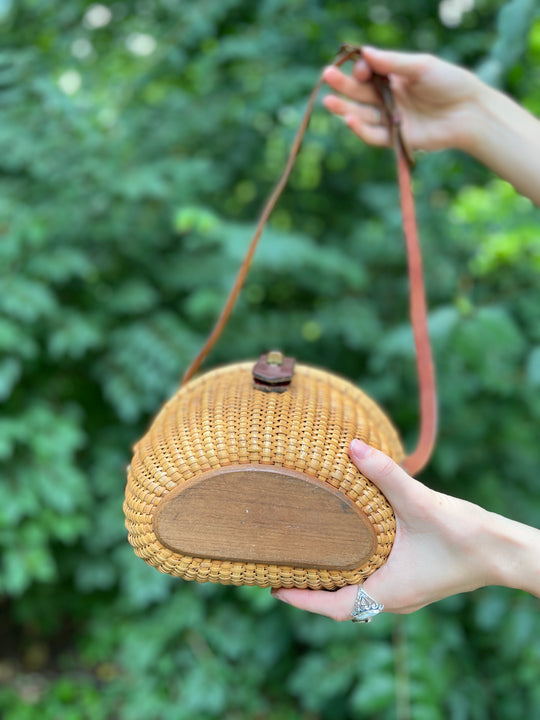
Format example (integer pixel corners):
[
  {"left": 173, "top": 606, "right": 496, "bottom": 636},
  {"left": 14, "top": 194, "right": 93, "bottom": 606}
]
[
  {"left": 349, "top": 439, "right": 425, "bottom": 513},
  {"left": 360, "top": 46, "right": 428, "bottom": 80}
]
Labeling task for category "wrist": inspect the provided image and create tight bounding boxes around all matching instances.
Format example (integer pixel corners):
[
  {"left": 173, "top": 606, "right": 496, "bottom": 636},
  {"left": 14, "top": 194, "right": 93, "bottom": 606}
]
[
  {"left": 457, "top": 79, "right": 540, "bottom": 204},
  {"left": 456, "top": 78, "right": 498, "bottom": 156}
]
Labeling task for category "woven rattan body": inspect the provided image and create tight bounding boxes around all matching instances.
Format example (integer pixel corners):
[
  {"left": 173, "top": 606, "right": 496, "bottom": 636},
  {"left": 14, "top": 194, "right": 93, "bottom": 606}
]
[{"left": 124, "top": 361, "right": 403, "bottom": 589}]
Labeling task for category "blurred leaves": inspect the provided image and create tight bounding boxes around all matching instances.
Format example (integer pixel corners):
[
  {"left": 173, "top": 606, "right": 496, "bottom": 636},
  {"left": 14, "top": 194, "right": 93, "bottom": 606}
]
[{"left": 1, "top": 1, "right": 540, "bottom": 719}]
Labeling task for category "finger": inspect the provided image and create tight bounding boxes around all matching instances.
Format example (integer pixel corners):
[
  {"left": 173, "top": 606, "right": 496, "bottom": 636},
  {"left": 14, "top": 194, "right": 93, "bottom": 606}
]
[
  {"left": 344, "top": 113, "right": 391, "bottom": 147},
  {"left": 322, "top": 65, "right": 380, "bottom": 106},
  {"left": 351, "top": 58, "right": 372, "bottom": 82},
  {"left": 360, "top": 46, "right": 429, "bottom": 81},
  {"left": 323, "top": 95, "right": 383, "bottom": 126},
  {"left": 271, "top": 585, "right": 358, "bottom": 622},
  {"left": 349, "top": 439, "right": 426, "bottom": 512}
]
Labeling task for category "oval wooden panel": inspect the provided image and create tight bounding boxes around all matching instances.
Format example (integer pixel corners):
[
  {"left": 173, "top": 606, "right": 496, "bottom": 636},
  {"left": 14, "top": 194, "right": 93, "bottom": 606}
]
[{"left": 154, "top": 465, "right": 377, "bottom": 570}]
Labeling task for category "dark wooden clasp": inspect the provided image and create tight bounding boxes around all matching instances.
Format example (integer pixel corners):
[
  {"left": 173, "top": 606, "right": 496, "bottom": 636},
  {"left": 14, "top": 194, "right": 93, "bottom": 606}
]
[{"left": 252, "top": 351, "right": 295, "bottom": 393}]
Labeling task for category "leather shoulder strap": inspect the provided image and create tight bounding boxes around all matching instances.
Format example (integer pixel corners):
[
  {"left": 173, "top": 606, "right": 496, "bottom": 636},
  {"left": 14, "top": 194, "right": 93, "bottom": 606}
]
[{"left": 181, "top": 44, "right": 437, "bottom": 475}]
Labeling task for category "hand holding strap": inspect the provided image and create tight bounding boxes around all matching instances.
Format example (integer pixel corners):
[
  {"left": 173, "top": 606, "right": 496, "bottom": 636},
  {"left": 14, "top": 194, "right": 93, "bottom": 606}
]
[{"left": 181, "top": 44, "right": 437, "bottom": 475}]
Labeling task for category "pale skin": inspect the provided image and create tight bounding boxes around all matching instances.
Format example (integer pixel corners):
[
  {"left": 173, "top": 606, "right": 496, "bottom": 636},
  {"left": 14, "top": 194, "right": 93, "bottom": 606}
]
[
  {"left": 323, "top": 46, "right": 540, "bottom": 206},
  {"left": 272, "top": 47, "right": 540, "bottom": 619}
]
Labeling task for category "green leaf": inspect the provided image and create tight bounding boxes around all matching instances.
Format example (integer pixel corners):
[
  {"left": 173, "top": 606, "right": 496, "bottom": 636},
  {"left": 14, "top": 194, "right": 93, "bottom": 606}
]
[
  {"left": 0, "top": 357, "right": 21, "bottom": 400},
  {"left": 48, "top": 312, "right": 102, "bottom": 359},
  {"left": 525, "top": 346, "right": 540, "bottom": 387},
  {"left": 0, "top": 276, "right": 57, "bottom": 322}
]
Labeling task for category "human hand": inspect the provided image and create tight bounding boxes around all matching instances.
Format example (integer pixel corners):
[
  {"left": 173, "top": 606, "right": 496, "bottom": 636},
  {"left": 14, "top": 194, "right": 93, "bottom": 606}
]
[
  {"left": 272, "top": 439, "right": 508, "bottom": 620},
  {"left": 322, "top": 46, "right": 483, "bottom": 155}
]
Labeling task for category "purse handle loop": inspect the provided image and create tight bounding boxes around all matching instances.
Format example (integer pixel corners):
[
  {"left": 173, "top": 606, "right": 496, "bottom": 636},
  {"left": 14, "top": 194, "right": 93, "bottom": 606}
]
[{"left": 181, "top": 44, "right": 437, "bottom": 475}]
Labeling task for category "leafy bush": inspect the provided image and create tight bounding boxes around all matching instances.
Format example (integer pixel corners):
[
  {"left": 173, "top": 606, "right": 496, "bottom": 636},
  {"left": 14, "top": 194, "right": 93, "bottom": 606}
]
[{"left": 1, "top": 1, "right": 540, "bottom": 718}]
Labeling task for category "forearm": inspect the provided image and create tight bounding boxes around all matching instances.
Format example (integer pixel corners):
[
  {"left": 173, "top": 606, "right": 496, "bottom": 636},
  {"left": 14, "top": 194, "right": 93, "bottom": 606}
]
[
  {"left": 463, "top": 82, "right": 540, "bottom": 206},
  {"left": 482, "top": 510, "right": 540, "bottom": 598}
]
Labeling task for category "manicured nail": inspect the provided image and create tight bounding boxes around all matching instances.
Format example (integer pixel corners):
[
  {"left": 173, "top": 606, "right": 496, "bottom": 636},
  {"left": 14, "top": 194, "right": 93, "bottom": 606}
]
[{"left": 350, "top": 439, "right": 370, "bottom": 459}]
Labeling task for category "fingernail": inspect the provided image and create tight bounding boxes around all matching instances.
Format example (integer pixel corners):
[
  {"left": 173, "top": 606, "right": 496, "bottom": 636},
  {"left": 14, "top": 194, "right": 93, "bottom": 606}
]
[
  {"left": 271, "top": 589, "right": 290, "bottom": 605},
  {"left": 350, "top": 439, "right": 370, "bottom": 459}
]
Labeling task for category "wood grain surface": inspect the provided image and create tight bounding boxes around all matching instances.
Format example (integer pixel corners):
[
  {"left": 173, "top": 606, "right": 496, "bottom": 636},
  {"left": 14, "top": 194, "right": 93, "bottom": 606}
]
[{"left": 154, "top": 465, "right": 377, "bottom": 570}]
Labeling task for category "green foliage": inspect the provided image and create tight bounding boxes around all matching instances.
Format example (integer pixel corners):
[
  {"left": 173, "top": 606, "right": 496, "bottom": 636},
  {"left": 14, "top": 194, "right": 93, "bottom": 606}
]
[{"left": 1, "top": 1, "right": 540, "bottom": 718}]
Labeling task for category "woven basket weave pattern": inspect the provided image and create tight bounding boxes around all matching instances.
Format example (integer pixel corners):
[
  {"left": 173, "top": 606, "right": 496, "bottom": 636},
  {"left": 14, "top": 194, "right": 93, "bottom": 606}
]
[{"left": 124, "top": 361, "right": 403, "bottom": 589}]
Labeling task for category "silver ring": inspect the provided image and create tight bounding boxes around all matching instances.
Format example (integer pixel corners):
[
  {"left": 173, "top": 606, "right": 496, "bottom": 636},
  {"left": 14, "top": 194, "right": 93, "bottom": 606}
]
[
  {"left": 372, "top": 106, "right": 382, "bottom": 125},
  {"left": 351, "top": 583, "right": 384, "bottom": 623}
]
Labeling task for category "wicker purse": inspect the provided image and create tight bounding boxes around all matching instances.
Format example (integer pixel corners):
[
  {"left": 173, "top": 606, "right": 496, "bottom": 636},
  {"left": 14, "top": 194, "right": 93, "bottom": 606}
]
[{"left": 124, "top": 45, "right": 437, "bottom": 590}]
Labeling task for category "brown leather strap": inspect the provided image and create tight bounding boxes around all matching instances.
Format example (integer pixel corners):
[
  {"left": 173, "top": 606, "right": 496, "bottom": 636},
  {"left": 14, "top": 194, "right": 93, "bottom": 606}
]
[
  {"left": 371, "top": 73, "right": 438, "bottom": 475},
  {"left": 181, "top": 70, "right": 328, "bottom": 387},
  {"left": 181, "top": 44, "right": 437, "bottom": 475}
]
